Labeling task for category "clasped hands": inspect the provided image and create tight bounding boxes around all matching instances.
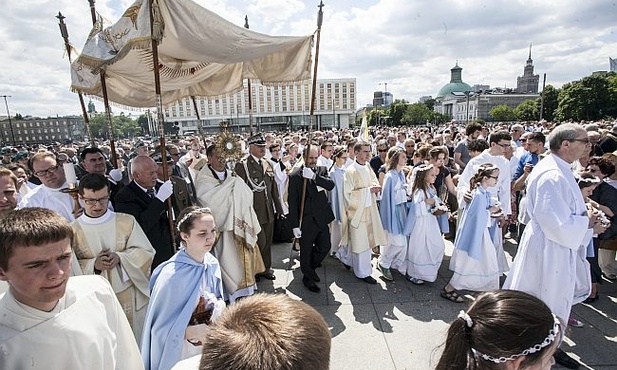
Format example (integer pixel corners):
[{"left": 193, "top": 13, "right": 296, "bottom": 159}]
[{"left": 94, "top": 249, "right": 120, "bottom": 272}]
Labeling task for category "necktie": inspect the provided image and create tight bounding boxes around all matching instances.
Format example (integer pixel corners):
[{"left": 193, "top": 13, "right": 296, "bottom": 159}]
[{"left": 146, "top": 188, "right": 155, "bottom": 198}]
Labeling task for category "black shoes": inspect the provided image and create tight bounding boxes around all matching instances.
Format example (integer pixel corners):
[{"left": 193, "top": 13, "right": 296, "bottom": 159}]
[
  {"left": 256, "top": 272, "right": 276, "bottom": 282},
  {"left": 359, "top": 276, "right": 377, "bottom": 284},
  {"left": 304, "top": 281, "right": 321, "bottom": 293},
  {"left": 554, "top": 349, "right": 581, "bottom": 369}
]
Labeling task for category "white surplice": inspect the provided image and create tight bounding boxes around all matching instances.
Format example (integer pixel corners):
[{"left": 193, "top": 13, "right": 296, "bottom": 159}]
[
  {"left": 503, "top": 154, "right": 592, "bottom": 322},
  {"left": 0, "top": 275, "right": 143, "bottom": 370},
  {"left": 72, "top": 211, "right": 155, "bottom": 343}
]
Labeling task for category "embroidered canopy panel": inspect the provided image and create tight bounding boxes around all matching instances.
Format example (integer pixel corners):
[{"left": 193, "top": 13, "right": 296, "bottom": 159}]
[{"left": 70, "top": 0, "right": 313, "bottom": 108}]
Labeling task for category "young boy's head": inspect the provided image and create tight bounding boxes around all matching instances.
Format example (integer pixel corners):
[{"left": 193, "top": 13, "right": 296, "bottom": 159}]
[{"left": 0, "top": 208, "right": 74, "bottom": 311}]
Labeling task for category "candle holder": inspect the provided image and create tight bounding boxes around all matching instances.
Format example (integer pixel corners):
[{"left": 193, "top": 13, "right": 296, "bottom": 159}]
[{"left": 61, "top": 184, "right": 82, "bottom": 216}]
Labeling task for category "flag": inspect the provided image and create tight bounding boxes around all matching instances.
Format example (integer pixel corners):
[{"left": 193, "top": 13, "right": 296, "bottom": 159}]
[
  {"left": 357, "top": 113, "right": 369, "bottom": 142},
  {"left": 610, "top": 57, "right": 617, "bottom": 72}
]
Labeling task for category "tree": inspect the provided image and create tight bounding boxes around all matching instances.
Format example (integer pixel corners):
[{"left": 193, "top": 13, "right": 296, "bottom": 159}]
[
  {"left": 423, "top": 98, "right": 436, "bottom": 111},
  {"left": 514, "top": 100, "right": 539, "bottom": 121},
  {"left": 538, "top": 84, "right": 559, "bottom": 122},
  {"left": 387, "top": 99, "right": 409, "bottom": 126},
  {"left": 402, "top": 103, "right": 432, "bottom": 125},
  {"left": 489, "top": 105, "right": 516, "bottom": 121},
  {"left": 367, "top": 108, "right": 386, "bottom": 126},
  {"left": 554, "top": 72, "right": 617, "bottom": 121},
  {"left": 88, "top": 113, "right": 142, "bottom": 139}
]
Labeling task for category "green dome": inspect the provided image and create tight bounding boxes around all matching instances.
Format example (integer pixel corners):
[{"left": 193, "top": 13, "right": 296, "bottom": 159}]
[
  {"left": 436, "top": 63, "right": 472, "bottom": 98},
  {"left": 437, "top": 82, "right": 473, "bottom": 98}
]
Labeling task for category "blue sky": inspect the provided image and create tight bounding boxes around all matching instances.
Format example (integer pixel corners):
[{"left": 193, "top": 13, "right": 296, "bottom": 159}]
[{"left": 0, "top": 0, "right": 615, "bottom": 117}]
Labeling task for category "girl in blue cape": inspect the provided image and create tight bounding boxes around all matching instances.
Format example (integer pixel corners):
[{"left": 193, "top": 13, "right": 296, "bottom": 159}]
[
  {"left": 404, "top": 164, "right": 446, "bottom": 285},
  {"left": 443, "top": 164, "right": 502, "bottom": 303},
  {"left": 141, "top": 207, "right": 226, "bottom": 370},
  {"left": 377, "top": 147, "right": 410, "bottom": 281},
  {"left": 329, "top": 146, "right": 348, "bottom": 257}
]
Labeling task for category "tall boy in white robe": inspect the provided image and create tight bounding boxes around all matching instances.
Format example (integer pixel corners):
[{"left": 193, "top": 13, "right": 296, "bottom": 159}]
[
  {"left": 0, "top": 207, "right": 143, "bottom": 370},
  {"left": 72, "top": 173, "right": 155, "bottom": 342}
]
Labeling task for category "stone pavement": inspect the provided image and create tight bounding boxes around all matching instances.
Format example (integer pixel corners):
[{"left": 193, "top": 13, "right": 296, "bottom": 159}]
[{"left": 256, "top": 237, "right": 617, "bottom": 370}]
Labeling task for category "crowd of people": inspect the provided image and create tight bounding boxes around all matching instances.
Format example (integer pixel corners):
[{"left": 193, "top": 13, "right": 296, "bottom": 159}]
[{"left": 0, "top": 117, "right": 616, "bottom": 369}]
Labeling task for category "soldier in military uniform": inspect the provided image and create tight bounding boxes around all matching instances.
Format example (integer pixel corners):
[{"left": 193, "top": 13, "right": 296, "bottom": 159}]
[{"left": 235, "top": 134, "right": 284, "bottom": 281}]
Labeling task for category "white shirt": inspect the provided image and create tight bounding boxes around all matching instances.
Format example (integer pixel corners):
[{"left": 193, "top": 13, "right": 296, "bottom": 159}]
[
  {"left": 19, "top": 182, "right": 76, "bottom": 221},
  {"left": 457, "top": 150, "right": 512, "bottom": 215}
]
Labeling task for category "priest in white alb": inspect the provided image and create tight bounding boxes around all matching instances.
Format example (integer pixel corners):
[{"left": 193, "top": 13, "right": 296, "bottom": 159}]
[
  {"left": 503, "top": 124, "right": 605, "bottom": 368},
  {"left": 0, "top": 208, "right": 143, "bottom": 370},
  {"left": 72, "top": 173, "right": 155, "bottom": 342},
  {"left": 338, "top": 141, "right": 387, "bottom": 284}
]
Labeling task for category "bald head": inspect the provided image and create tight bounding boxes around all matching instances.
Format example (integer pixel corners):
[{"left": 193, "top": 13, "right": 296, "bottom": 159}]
[{"left": 131, "top": 155, "right": 159, "bottom": 189}]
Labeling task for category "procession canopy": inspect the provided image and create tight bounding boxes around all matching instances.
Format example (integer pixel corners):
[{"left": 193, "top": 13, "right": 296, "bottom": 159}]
[{"left": 71, "top": 0, "right": 314, "bottom": 108}]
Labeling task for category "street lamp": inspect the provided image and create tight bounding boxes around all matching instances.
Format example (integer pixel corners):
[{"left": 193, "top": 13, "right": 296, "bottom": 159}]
[
  {"left": 332, "top": 98, "right": 339, "bottom": 129},
  {"left": 1, "top": 95, "right": 15, "bottom": 146}
]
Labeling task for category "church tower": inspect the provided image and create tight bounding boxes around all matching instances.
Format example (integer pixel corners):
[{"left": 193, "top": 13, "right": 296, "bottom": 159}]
[{"left": 516, "top": 44, "right": 540, "bottom": 93}]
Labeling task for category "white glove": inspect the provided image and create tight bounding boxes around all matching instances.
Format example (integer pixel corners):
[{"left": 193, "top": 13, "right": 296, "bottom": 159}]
[
  {"left": 108, "top": 168, "right": 123, "bottom": 182},
  {"left": 155, "top": 180, "right": 174, "bottom": 202},
  {"left": 302, "top": 167, "right": 316, "bottom": 180},
  {"left": 292, "top": 227, "right": 302, "bottom": 239}
]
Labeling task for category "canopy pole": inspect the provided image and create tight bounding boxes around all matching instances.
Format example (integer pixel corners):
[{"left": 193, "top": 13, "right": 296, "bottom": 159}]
[
  {"left": 148, "top": 0, "right": 177, "bottom": 251},
  {"left": 87, "top": 0, "right": 118, "bottom": 167},
  {"left": 56, "top": 12, "right": 94, "bottom": 146},
  {"left": 292, "top": 1, "right": 324, "bottom": 252},
  {"left": 244, "top": 16, "right": 255, "bottom": 136},
  {"left": 190, "top": 96, "right": 209, "bottom": 150}
]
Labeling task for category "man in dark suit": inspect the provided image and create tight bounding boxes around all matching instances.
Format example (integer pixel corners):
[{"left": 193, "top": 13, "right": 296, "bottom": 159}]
[
  {"left": 288, "top": 145, "right": 335, "bottom": 292},
  {"left": 115, "top": 155, "right": 174, "bottom": 269},
  {"left": 152, "top": 145, "right": 198, "bottom": 216},
  {"left": 77, "top": 147, "right": 123, "bottom": 208},
  {"left": 235, "top": 134, "right": 284, "bottom": 281}
]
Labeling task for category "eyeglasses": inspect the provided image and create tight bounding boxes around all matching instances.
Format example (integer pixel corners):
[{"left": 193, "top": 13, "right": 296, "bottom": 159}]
[
  {"left": 570, "top": 138, "right": 591, "bottom": 145},
  {"left": 80, "top": 196, "right": 110, "bottom": 206},
  {"left": 34, "top": 164, "right": 61, "bottom": 177}
]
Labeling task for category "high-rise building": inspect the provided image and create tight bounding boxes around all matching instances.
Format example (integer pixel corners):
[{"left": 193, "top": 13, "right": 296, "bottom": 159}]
[
  {"left": 162, "top": 78, "right": 356, "bottom": 134},
  {"left": 516, "top": 45, "right": 540, "bottom": 93},
  {"left": 372, "top": 91, "right": 393, "bottom": 107}
]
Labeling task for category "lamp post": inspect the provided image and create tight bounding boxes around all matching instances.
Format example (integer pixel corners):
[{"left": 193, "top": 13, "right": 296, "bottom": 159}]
[
  {"left": 332, "top": 98, "right": 339, "bottom": 129},
  {"left": 1, "top": 95, "right": 15, "bottom": 146}
]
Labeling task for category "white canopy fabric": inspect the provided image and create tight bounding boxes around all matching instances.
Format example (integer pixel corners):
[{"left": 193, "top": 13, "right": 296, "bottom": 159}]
[{"left": 71, "top": 0, "right": 313, "bottom": 108}]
